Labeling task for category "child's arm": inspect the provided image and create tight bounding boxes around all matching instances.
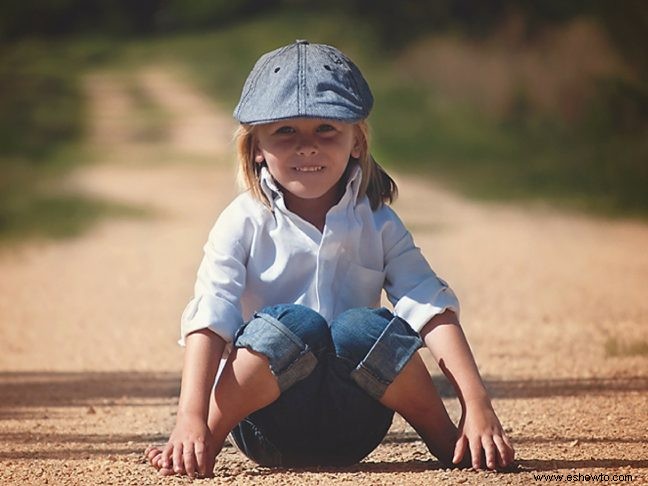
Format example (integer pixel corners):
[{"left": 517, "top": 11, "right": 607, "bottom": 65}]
[
  {"left": 420, "top": 310, "right": 514, "bottom": 470},
  {"left": 159, "top": 329, "right": 226, "bottom": 478}
]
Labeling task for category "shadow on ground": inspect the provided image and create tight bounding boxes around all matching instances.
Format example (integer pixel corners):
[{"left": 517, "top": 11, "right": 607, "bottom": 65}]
[
  {"left": 223, "top": 459, "right": 647, "bottom": 475},
  {"left": 1, "top": 372, "right": 646, "bottom": 473},
  {"left": 1, "top": 372, "right": 647, "bottom": 411},
  {"left": 0, "top": 371, "right": 180, "bottom": 411}
]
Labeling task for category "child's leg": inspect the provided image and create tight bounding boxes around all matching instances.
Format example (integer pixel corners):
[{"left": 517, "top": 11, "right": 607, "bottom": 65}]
[
  {"left": 146, "top": 346, "right": 281, "bottom": 475},
  {"left": 213, "top": 304, "right": 331, "bottom": 466},
  {"left": 379, "top": 351, "right": 459, "bottom": 465},
  {"left": 330, "top": 307, "right": 459, "bottom": 466},
  {"left": 147, "top": 304, "right": 330, "bottom": 474},
  {"left": 206, "top": 347, "right": 281, "bottom": 455}
]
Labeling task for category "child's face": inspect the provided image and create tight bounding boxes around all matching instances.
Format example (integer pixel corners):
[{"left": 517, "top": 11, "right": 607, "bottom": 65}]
[{"left": 254, "top": 118, "right": 361, "bottom": 208}]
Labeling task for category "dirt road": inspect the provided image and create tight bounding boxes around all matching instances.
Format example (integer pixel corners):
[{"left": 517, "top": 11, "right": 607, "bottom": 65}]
[{"left": 1, "top": 66, "right": 646, "bottom": 485}]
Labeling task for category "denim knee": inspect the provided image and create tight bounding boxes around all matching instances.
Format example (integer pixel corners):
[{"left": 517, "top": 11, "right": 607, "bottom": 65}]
[
  {"left": 258, "top": 304, "right": 332, "bottom": 355},
  {"left": 234, "top": 304, "right": 330, "bottom": 392},
  {"left": 331, "top": 307, "right": 394, "bottom": 364},
  {"left": 330, "top": 307, "right": 423, "bottom": 400}
]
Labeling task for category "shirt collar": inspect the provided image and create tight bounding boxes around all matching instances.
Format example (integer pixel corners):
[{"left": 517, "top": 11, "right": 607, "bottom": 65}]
[{"left": 259, "top": 162, "right": 363, "bottom": 211}]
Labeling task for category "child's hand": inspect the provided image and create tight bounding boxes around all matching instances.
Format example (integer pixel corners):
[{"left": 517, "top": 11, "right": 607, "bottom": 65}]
[
  {"left": 156, "top": 413, "right": 217, "bottom": 478},
  {"left": 453, "top": 397, "right": 514, "bottom": 471}
]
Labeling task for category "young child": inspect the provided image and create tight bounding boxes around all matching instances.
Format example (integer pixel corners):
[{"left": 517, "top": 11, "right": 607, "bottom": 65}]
[{"left": 145, "top": 40, "right": 514, "bottom": 478}]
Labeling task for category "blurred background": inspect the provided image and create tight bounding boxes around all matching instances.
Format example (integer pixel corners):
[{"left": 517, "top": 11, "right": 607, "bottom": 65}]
[{"left": 1, "top": 0, "right": 647, "bottom": 242}]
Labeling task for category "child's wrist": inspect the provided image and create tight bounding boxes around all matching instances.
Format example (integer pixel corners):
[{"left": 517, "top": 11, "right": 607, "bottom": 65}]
[
  {"left": 176, "top": 408, "right": 208, "bottom": 421},
  {"left": 461, "top": 392, "right": 492, "bottom": 409}
]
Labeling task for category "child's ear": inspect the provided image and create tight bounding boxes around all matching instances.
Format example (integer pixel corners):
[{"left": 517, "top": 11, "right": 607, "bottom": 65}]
[
  {"left": 253, "top": 144, "right": 265, "bottom": 164},
  {"left": 351, "top": 135, "right": 362, "bottom": 159}
]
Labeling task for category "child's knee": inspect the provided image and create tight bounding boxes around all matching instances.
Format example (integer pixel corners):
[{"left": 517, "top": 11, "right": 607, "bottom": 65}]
[
  {"left": 330, "top": 307, "right": 394, "bottom": 363},
  {"left": 254, "top": 304, "right": 331, "bottom": 352},
  {"left": 233, "top": 304, "right": 329, "bottom": 392},
  {"left": 331, "top": 307, "right": 423, "bottom": 400}
]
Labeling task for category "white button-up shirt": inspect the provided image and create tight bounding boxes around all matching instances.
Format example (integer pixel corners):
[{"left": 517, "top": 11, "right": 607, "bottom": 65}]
[{"left": 180, "top": 164, "right": 459, "bottom": 345}]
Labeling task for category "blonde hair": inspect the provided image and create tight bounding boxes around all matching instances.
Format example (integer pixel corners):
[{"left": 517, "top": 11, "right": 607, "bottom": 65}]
[{"left": 235, "top": 120, "right": 397, "bottom": 210}]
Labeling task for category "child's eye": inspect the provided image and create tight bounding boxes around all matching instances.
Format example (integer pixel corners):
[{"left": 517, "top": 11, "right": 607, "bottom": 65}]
[
  {"left": 317, "top": 124, "right": 336, "bottom": 133},
  {"left": 275, "top": 126, "right": 295, "bottom": 134}
]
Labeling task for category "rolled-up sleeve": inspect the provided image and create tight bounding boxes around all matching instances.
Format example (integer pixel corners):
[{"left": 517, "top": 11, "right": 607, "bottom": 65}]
[
  {"left": 179, "top": 203, "right": 250, "bottom": 345},
  {"left": 381, "top": 209, "right": 460, "bottom": 333}
]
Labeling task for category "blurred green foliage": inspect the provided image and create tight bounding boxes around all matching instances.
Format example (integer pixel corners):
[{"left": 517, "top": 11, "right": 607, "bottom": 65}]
[
  {"left": 0, "top": 3, "right": 647, "bottom": 244},
  {"left": 0, "top": 42, "right": 81, "bottom": 162},
  {"left": 0, "top": 0, "right": 278, "bottom": 38},
  {"left": 0, "top": 39, "right": 138, "bottom": 242},
  {"left": 2, "top": 0, "right": 646, "bottom": 75},
  {"left": 0, "top": 190, "right": 148, "bottom": 242},
  {"left": 121, "top": 11, "right": 646, "bottom": 216}
]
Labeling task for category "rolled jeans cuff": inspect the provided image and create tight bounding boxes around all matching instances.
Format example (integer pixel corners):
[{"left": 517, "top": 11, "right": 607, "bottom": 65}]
[
  {"left": 350, "top": 316, "right": 423, "bottom": 400},
  {"left": 234, "top": 312, "right": 318, "bottom": 392}
]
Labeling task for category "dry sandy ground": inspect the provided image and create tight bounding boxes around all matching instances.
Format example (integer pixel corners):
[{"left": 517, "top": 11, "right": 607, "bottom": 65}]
[{"left": 1, "top": 66, "right": 646, "bottom": 485}]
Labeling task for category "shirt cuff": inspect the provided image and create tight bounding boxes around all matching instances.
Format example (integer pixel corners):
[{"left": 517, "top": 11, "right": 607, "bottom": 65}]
[
  {"left": 179, "top": 294, "right": 244, "bottom": 346},
  {"left": 393, "top": 278, "right": 461, "bottom": 333}
]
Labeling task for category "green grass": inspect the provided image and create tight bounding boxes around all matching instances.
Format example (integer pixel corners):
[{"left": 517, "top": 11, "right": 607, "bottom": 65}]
[
  {"left": 0, "top": 38, "right": 150, "bottom": 244},
  {"left": 0, "top": 190, "right": 150, "bottom": 243},
  {"left": 370, "top": 76, "right": 648, "bottom": 218},
  {"left": 0, "top": 37, "right": 118, "bottom": 166},
  {"left": 114, "top": 11, "right": 380, "bottom": 105}
]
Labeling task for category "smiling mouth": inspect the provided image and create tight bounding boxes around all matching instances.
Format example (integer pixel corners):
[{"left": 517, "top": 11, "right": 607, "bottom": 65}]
[{"left": 294, "top": 166, "right": 324, "bottom": 172}]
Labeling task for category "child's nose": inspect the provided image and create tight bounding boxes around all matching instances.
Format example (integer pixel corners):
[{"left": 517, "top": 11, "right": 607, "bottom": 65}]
[{"left": 296, "top": 135, "right": 318, "bottom": 156}]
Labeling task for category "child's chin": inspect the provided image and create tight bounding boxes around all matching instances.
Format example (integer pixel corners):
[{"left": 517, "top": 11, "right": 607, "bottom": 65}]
[{"left": 285, "top": 187, "right": 334, "bottom": 201}]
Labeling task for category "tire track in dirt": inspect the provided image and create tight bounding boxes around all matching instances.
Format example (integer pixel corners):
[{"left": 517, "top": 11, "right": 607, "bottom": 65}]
[{"left": 1, "top": 66, "right": 646, "bottom": 485}]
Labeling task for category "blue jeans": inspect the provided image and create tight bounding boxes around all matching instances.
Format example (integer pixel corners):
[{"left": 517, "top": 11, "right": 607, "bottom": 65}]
[{"left": 229, "top": 304, "right": 423, "bottom": 467}]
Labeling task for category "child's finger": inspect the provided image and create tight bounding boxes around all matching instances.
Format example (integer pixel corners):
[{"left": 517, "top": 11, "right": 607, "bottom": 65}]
[
  {"left": 492, "top": 435, "right": 507, "bottom": 466},
  {"left": 172, "top": 442, "right": 185, "bottom": 475},
  {"left": 161, "top": 443, "right": 173, "bottom": 470},
  {"left": 501, "top": 433, "right": 516, "bottom": 466},
  {"left": 194, "top": 441, "right": 209, "bottom": 477},
  {"left": 493, "top": 435, "right": 510, "bottom": 467},
  {"left": 481, "top": 436, "right": 498, "bottom": 470},
  {"left": 183, "top": 442, "right": 197, "bottom": 478},
  {"left": 147, "top": 450, "right": 162, "bottom": 467},
  {"left": 452, "top": 436, "right": 468, "bottom": 465},
  {"left": 145, "top": 446, "right": 162, "bottom": 464},
  {"left": 159, "top": 466, "right": 175, "bottom": 476},
  {"left": 469, "top": 438, "right": 484, "bottom": 470},
  {"left": 503, "top": 433, "right": 515, "bottom": 458},
  {"left": 158, "top": 444, "right": 175, "bottom": 476}
]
